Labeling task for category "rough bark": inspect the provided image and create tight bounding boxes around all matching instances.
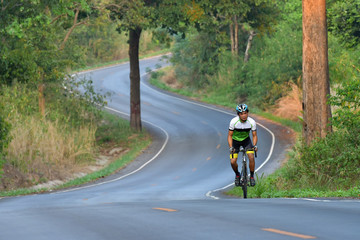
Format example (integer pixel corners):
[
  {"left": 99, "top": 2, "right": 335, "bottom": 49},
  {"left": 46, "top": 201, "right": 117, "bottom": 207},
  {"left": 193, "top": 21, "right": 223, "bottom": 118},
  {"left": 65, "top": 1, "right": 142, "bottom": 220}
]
[
  {"left": 230, "top": 23, "right": 235, "bottom": 55},
  {"left": 129, "top": 27, "right": 142, "bottom": 131},
  {"left": 229, "top": 15, "right": 239, "bottom": 55},
  {"left": 302, "top": 0, "right": 332, "bottom": 145},
  {"left": 244, "top": 30, "right": 256, "bottom": 63},
  {"left": 234, "top": 16, "right": 238, "bottom": 55}
]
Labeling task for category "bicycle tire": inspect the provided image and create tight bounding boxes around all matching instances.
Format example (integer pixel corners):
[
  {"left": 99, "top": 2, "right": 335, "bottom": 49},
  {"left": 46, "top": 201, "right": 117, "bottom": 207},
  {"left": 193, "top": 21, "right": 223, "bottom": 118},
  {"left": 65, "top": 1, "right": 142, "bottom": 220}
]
[{"left": 241, "top": 160, "right": 248, "bottom": 199}]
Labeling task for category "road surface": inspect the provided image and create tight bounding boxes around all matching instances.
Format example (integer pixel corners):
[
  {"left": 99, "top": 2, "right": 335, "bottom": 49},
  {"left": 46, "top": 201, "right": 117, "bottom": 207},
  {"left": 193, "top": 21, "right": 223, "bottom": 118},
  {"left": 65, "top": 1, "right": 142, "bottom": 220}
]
[{"left": 0, "top": 56, "right": 359, "bottom": 240}]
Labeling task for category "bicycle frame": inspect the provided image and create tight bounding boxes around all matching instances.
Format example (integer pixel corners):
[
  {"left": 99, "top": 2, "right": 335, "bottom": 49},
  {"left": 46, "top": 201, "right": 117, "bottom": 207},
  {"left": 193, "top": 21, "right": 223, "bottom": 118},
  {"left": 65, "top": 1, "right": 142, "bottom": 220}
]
[
  {"left": 239, "top": 146, "right": 248, "bottom": 198},
  {"left": 239, "top": 146, "right": 257, "bottom": 199}
]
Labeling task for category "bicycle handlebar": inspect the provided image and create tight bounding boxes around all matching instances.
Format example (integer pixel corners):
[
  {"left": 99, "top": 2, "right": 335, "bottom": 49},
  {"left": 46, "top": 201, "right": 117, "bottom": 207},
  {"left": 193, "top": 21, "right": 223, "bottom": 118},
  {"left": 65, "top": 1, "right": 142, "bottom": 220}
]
[{"left": 239, "top": 147, "right": 257, "bottom": 158}]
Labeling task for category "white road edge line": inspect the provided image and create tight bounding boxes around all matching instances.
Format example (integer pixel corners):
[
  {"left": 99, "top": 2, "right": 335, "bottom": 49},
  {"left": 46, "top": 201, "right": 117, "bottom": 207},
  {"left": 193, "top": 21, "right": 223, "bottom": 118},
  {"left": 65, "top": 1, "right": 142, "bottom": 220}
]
[
  {"left": 205, "top": 123, "right": 275, "bottom": 199},
  {"left": 58, "top": 60, "right": 275, "bottom": 198},
  {"left": 53, "top": 106, "right": 169, "bottom": 194},
  {"left": 141, "top": 77, "right": 276, "bottom": 200}
]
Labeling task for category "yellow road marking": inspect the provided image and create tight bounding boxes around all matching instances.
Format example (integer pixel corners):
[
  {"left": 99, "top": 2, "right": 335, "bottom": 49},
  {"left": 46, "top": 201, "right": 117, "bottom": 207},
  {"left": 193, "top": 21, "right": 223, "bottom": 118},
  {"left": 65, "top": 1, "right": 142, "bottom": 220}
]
[
  {"left": 153, "top": 208, "right": 177, "bottom": 212},
  {"left": 206, "top": 157, "right": 211, "bottom": 161},
  {"left": 262, "top": 228, "right": 316, "bottom": 239}
]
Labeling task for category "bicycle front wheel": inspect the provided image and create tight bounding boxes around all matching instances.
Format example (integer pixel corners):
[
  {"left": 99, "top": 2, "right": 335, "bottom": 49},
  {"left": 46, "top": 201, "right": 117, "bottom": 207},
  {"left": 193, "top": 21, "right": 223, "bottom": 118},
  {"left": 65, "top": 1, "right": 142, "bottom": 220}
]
[{"left": 241, "top": 162, "right": 248, "bottom": 199}]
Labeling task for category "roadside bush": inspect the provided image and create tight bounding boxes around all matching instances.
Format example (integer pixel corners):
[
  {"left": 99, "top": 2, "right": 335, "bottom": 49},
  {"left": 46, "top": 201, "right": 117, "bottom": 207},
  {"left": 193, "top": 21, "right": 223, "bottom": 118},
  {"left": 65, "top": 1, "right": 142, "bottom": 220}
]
[
  {"left": 277, "top": 78, "right": 360, "bottom": 191},
  {"left": 286, "top": 132, "right": 360, "bottom": 190},
  {"left": 0, "top": 81, "right": 104, "bottom": 189},
  {"left": 0, "top": 115, "right": 11, "bottom": 154},
  {"left": 328, "top": 78, "right": 360, "bottom": 136},
  {"left": 0, "top": 113, "right": 11, "bottom": 180},
  {"left": 6, "top": 113, "right": 96, "bottom": 182}
]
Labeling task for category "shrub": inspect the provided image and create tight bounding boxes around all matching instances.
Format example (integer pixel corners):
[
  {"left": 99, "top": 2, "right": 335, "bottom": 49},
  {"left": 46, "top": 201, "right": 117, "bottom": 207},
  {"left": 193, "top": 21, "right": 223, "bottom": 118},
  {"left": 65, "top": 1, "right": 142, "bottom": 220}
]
[
  {"left": 0, "top": 115, "right": 11, "bottom": 153},
  {"left": 328, "top": 78, "right": 360, "bottom": 136}
]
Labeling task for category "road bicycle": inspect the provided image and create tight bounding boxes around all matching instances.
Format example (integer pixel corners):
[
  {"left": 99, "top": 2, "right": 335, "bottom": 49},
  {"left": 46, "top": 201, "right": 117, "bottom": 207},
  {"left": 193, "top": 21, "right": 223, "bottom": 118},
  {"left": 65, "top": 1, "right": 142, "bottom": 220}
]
[{"left": 238, "top": 146, "right": 257, "bottom": 199}]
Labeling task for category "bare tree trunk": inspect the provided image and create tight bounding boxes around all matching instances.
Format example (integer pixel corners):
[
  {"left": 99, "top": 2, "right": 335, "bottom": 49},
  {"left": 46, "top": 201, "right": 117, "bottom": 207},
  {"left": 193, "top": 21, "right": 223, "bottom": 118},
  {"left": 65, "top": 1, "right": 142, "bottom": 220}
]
[
  {"left": 302, "top": 0, "right": 332, "bottom": 145},
  {"left": 234, "top": 16, "right": 238, "bottom": 55},
  {"left": 59, "top": 8, "right": 88, "bottom": 50},
  {"left": 229, "top": 16, "right": 239, "bottom": 56},
  {"left": 229, "top": 22, "right": 235, "bottom": 55},
  {"left": 129, "top": 27, "right": 142, "bottom": 131},
  {"left": 244, "top": 30, "right": 256, "bottom": 63}
]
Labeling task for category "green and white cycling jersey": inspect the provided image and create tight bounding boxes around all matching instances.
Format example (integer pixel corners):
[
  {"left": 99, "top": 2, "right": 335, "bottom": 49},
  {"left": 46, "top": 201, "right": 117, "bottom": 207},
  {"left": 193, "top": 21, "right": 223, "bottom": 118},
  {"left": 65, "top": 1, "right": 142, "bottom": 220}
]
[{"left": 229, "top": 116, "right": 257, "bottom": 142}]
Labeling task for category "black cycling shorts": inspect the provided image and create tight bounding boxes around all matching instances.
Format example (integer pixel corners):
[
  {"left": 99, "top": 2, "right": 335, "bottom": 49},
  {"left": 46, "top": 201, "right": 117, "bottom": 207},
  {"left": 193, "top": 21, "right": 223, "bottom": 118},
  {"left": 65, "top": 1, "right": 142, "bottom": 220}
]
[{"left": 232, "top": 137, "right": 254, "bottom": 153}]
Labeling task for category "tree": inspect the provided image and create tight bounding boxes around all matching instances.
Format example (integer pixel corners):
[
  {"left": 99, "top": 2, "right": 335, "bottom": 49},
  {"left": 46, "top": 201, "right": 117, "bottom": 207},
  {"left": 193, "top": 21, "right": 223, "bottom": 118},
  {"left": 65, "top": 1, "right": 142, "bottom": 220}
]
[
  {"left": 129, "top": 26, "right": 143, "bottom": 131},
  {"left": 302, "top": 0, "right": 332, "bottom": 145},
  {"left": 107, "top": 0, "right": 188, "bottom": 131},
  {"left": 0, "top": 0, "right": 94, "bottom": 115},
  {"left": 106, "top": 0, "right": 152, "bottom": 131},
  {"left": 184, "top": 0, "right": 278, "bottom": 58}
]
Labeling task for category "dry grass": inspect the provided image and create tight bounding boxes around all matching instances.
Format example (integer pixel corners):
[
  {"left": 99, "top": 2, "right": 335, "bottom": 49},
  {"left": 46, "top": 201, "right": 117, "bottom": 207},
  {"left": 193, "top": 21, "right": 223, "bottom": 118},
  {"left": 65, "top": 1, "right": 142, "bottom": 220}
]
[
  {"left": 273, "top": 83, "right": 302, "bottom": 122},
  {"left": 6, "top": 113, "right": 96, "bottom": 184},
  {"left": 160, "top": 67, "right": 183, "bottom": 89}
]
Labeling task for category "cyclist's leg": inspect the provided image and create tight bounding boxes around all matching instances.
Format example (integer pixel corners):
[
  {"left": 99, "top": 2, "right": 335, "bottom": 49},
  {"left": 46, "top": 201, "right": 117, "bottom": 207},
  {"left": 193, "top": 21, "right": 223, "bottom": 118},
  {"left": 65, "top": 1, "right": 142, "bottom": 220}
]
[
  {"left": 244, "top": 138, "right": 256, "bottom": 186},
  {"left": 230, "top": 140, "right": 241, "bottom": 186},
  {"left": 230, "top": 139, "right": 241, "bottom": 175}
]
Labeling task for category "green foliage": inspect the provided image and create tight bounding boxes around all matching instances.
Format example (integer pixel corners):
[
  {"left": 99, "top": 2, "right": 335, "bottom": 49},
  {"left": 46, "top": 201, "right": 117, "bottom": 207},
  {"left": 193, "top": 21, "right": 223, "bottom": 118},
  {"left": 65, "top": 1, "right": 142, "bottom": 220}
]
[
  {"left": 0, "top": 1, "right": 93, "bottom": 86},
  {"left": 170, "top": 0, "right": 299, "bottom": 109},
  {"left": 95, "top": 112, "right": 135, "bottom": 145},
  {"left": 257, "top": 80, "right": 360, "bottom": 194},
  {"left": 0, "top": 114, "right": 11, "bottom": 153},
  {"left": 328, "top": 0, "right": 360, "bottom": 48},
  {"left": 242, "top": 21, "right": 302, "bottom": 107},
  {"left": 328, "top": 78, "right": 360, "bottom": 135},
  {"left": 328, "top": 34, "right": 360, "bottom": 84},
  {"left": 290, "top": 132, "right": 359, "bottom": 190},
  {"left": 171, "top": 31, "right": 223, "bottom": 87}
]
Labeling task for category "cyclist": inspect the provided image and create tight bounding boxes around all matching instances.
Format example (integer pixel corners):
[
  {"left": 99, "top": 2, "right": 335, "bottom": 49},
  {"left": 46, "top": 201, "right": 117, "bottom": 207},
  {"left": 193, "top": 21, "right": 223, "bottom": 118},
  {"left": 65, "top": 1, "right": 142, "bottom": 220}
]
[{"left": 228, "top": 103, "right": 258, "bottom": 187}]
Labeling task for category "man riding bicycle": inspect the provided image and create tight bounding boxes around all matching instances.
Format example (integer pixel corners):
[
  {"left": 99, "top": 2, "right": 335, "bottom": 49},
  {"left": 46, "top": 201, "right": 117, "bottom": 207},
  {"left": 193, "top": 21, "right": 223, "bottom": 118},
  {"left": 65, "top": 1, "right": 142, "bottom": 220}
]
[{"left": 228, "top": 104, "right": 258, "bottom": 187}]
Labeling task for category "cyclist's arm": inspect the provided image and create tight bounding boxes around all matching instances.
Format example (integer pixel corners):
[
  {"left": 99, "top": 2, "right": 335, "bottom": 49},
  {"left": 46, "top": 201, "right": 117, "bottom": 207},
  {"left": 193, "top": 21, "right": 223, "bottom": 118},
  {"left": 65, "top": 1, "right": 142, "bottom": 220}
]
[
  {"left": 228, "top": 130, "right": 234, "bottom": 147},
  {"left": 252, "top": 130, "right": 258, "bottom": 147}
]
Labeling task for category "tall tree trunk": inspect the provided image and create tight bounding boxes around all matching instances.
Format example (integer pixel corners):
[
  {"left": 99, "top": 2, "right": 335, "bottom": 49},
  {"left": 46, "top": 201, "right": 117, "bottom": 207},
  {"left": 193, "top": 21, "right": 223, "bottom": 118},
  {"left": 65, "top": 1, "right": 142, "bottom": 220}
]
[
  {"left": 244, "top": 30, "right": 256, "bottom": 63},
  {"left": 129, "top": 27, "right": 142, "bottom": 131},
  {"left": 229, "top": 22, "right": 235, "bottom": 55},
  {"left": 302, "top": 0, "right": 332, "bottom": 145},
  {"left": 229, "top": 15, "right": 239, "bottom": 56},
  {"left": 234, "top": 16, "right": 238, "bottom": 55}
]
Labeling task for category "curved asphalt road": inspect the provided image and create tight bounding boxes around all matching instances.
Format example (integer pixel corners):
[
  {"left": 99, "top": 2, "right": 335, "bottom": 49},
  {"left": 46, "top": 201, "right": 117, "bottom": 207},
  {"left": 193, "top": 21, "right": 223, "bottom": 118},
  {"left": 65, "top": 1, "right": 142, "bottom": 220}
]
[{"left": 0, "top": 56, "right": 359, "bottom": 240}]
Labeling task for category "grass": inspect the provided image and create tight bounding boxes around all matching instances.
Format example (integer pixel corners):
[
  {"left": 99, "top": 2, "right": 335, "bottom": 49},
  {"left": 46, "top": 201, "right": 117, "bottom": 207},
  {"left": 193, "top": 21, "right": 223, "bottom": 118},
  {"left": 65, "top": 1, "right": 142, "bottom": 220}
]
[
  {"left": 149, "top": 67, "right": 302, "bottom": 133},
  {"left": 227, "top": 172, "right": 360, "bottom": 199},
  {"left": 0, "top": 111, "right": 151, "bottom": 197},
  {"left": 148, "top": 67, "right": 360, "bottom": 199},
  {"left": 7, "top": 113, "right": 96, "bottom": 173}
]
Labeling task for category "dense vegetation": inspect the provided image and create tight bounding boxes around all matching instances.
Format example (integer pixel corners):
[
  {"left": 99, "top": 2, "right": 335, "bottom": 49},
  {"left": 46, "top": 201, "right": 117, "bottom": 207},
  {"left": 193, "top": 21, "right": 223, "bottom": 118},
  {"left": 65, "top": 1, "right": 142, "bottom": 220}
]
[
  {"left": 0, "top": 1, "right": 168, "bottom": 193},
  {"left": 154, "top": 0, "right": 360, "bottom": 197},
  {"left": 0, "top": 0, "right": 358, "bottom": 197}
]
